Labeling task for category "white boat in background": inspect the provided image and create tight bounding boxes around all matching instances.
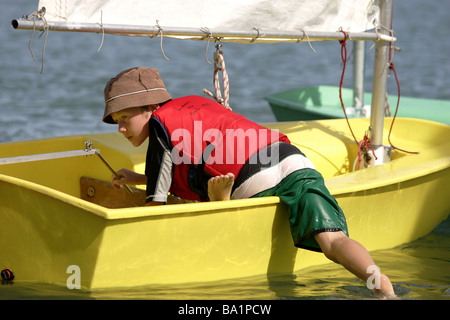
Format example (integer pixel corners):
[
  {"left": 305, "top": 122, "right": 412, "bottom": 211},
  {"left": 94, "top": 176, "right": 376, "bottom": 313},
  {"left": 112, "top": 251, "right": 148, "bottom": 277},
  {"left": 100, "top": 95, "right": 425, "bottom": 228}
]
[{"left": 2, "top": 0, "right": 448, "bottom": 289}]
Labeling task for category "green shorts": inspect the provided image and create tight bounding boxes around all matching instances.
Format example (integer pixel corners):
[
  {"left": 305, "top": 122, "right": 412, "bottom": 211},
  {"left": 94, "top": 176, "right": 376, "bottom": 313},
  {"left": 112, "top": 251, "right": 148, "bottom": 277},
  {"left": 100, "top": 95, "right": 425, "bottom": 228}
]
[{"left": 251, "top": 168, "right": 349, "bottom": 252}]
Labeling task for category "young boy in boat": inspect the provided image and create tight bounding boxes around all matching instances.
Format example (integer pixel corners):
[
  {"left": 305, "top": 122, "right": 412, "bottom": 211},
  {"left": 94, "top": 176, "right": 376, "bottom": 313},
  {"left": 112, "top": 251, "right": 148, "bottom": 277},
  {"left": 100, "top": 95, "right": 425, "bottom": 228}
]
[{"left": 103, "top": 67, "right": 396, "bottom": 298}]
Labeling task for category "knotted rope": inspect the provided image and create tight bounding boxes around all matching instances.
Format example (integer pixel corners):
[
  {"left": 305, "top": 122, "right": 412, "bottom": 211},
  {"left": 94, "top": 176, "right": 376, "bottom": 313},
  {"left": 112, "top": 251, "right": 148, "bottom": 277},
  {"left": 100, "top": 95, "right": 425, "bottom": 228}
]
[
  {"left": 203, "top": 43, "right": 231, "bottom": 110},
  {"left": 27, "top": 7, "right": 48, "bottom": 74},
  {"left": 148, "top": 20, "right": 170, "bottom": 61},
  {"left": 356, "top": 133, "right": 377, "bottom": 170}
]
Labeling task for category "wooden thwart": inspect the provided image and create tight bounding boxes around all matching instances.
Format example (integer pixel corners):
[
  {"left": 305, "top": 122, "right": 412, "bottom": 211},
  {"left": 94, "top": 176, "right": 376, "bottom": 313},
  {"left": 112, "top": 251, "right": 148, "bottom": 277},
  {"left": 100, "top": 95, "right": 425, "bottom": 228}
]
[
  {"left": 80, "top": 176, "right": 193, "bottom": 208},
  {"left": 80, "top": 176, "right": 145, "bottom": 208}
]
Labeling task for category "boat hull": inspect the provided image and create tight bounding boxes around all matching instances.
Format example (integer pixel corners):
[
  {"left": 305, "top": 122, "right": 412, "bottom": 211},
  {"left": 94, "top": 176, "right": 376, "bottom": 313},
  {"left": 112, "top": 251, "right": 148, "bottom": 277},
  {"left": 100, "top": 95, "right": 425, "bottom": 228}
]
[{"left": 1, "top": 118, "right": 449, "bottom": 289}]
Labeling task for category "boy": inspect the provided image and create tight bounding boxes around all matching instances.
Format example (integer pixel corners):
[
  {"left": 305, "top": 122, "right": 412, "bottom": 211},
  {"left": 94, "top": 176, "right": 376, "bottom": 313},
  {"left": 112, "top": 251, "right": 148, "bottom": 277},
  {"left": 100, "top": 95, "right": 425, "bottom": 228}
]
[{"left": 103, "top": 67, "right": 396, "bottom": 298}]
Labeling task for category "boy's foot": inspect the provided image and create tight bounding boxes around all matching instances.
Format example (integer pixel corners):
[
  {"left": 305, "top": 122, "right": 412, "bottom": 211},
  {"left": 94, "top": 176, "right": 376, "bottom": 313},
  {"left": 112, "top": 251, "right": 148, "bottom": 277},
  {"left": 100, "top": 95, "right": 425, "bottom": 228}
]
[{"left": 208, "top": 173, "right": 235, "bottom": 201}]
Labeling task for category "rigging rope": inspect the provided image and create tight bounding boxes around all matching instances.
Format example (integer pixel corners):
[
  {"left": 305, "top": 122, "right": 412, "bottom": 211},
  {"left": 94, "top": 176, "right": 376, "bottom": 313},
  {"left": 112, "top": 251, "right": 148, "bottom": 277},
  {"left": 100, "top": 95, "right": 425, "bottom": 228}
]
[
  {"left": 338, "top": 22, "right": 418, "bottom": 170},
  {"left": 27, "top": 7, "right": 48, "bottom": 74},
  {"left": 203, "top": 42, "right": 232, "bottom": 110},
  {"left": 148, "top": 20, "right": 170, "bottom": 61},
  {"left": 338, "top": 29, "right": 378, "bottom": 169},
  {"left": 386, "top": 61, "right": 419, "bottom": 155},
  {"left": 384, "top": 4, "right": 419, "bottom": 155},
  {"left": 97, "top": 10, "right": 105, "bottom": 52},
  {"left": 338, "top": 30, "right": 360, "bottom": 145}
]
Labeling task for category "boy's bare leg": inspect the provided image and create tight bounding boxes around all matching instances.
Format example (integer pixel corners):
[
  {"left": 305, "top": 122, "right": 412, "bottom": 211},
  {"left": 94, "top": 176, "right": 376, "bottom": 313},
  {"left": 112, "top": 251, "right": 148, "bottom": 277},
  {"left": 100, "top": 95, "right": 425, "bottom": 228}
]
[
  {"left": 208, "top": 173, "right": 235, "bottom": 201},
  {"left": 314, "top": 231, "right": 396, "bottom": 299}
]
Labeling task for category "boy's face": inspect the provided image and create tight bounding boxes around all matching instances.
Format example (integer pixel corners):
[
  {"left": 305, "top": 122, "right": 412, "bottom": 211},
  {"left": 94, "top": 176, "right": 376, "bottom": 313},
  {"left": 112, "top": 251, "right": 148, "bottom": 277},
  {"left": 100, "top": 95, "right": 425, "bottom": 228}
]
[{"left": 111, "top": 106, "right": 152, "bottom": 147}]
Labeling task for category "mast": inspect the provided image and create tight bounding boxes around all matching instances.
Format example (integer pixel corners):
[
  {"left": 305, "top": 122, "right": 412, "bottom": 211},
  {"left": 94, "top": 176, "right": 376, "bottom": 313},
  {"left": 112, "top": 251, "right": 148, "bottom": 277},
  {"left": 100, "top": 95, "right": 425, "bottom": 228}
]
[{"left": 368, "top": 0, "right": 393, "bottom": 165}]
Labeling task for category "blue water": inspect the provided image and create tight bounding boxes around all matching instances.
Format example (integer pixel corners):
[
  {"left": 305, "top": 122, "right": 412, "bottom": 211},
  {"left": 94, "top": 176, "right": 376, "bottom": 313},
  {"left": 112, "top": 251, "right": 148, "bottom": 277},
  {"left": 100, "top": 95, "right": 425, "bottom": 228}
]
[{"left": 0, "top": 0, "right": 449, "bottom": 300}]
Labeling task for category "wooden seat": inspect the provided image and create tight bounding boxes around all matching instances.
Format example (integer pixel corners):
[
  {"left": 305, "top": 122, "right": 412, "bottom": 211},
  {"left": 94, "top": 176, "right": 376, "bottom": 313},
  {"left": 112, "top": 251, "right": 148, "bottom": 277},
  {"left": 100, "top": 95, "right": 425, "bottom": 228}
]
[{"left": 80, "top": 176, "right": 146, "bottom": 208}]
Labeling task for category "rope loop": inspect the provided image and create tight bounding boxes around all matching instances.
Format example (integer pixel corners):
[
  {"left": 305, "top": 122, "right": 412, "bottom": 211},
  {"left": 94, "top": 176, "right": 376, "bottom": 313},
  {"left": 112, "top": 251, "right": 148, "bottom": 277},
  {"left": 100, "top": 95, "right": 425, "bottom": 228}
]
[
  {"left": 200, "top": 27, "right": 214, "bottom": 64},
  {"left": 250, "top": 27, "right": 264, "bottom": 43},
  {"left": 338, "top": 29, "right": 348, "bottom": 45},
  {"left": 297, "top": 29, "right": 316, "bottom": 53}
]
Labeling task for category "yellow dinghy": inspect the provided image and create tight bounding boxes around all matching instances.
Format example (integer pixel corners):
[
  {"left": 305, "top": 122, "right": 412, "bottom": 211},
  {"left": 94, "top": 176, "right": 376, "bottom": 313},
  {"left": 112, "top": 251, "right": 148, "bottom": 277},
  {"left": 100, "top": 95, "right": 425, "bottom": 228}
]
[{"left": 1, "top": 117, "right": 448, "bottom": 289}]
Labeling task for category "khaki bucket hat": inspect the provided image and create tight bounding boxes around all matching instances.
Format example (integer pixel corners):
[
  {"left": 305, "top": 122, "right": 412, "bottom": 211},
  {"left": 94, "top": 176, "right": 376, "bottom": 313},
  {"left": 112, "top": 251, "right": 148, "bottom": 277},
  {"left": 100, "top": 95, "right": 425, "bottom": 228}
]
[{"left": 103, "top": 67, "right": 172, "bottom": 124}]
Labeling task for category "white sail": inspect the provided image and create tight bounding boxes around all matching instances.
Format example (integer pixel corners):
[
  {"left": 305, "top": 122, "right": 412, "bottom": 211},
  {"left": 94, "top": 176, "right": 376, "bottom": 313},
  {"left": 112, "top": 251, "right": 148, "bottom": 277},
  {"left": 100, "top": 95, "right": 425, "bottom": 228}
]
[{"left": 25, "top": 0, "right": 382, "bottom": 43}]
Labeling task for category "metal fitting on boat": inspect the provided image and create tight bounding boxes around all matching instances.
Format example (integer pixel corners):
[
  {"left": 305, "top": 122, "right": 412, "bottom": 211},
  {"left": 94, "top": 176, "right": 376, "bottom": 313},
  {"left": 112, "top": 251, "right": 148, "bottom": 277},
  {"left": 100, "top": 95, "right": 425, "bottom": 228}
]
[{"left": 1, "top": 268, "right": 15, "bottom": 281}]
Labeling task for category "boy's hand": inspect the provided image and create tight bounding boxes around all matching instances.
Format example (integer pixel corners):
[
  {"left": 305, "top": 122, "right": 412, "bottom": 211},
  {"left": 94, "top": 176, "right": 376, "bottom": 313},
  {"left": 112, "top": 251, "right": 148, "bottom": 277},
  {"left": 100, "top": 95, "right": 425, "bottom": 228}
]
[{"left": 111, "top": 168, "right": 147, "bottom": 190}]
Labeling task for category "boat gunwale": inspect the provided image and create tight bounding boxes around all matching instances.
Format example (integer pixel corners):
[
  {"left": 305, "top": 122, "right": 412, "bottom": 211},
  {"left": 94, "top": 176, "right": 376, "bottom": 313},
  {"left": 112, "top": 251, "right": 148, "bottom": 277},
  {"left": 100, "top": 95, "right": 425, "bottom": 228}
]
[
  {"left": 2, "top": 118, "right": 448, "bottom": 220},
  {"left": 326, "top": 156, "right": 450, "bottom": 196},
  {"left": 0, "top": 173, "right": 282, "bottom": 220},
  {"left": 1, "top": 154, "right": 448, "bottom": 220}
]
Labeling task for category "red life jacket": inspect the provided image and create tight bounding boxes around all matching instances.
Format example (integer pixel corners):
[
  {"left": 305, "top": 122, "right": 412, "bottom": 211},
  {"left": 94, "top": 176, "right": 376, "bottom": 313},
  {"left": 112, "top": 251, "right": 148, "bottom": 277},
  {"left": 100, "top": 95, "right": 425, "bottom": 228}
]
[{"left": 152, "top": 95, "right": 290, "bottom": 201}]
